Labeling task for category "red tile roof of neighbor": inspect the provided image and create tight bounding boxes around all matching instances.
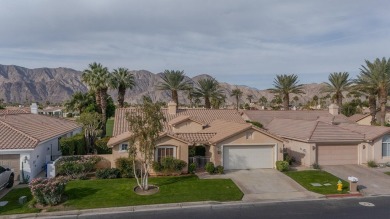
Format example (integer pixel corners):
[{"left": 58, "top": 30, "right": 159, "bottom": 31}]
[
  {"left": 338, "top": 123, "right": 390, "bottom": 141},
  {"left": 243, "top": 110, "right": 352, "bottom": 126},
  {"left": 266, "top": 118, "right": 364, "bottom": 143},
  {"left": 0, "top": 114, "right": 81, "bottom": 150},
  {"left": 0, "top": 108, "right": 30, "bottom": 115}
]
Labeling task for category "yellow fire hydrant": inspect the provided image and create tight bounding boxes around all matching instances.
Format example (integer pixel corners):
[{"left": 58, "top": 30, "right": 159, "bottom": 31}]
[{"left": 337, "top": 180, "right": 343, "bottom": 191}]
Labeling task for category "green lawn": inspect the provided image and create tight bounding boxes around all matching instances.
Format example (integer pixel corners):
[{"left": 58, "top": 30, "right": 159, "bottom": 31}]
[
  {"left": 0, "top": 188, "right": 39, "bottom": 215},
  {"left": 385, "top": 172, "right": 390, "bottom": 176},
  {"left": 105, "top": 118, "right": 114, "bottom": 137},
  {"left": 0, "top": 175, "right": 243, "bottom": 215},
  {"left": 284, "top": 170, "right": 350, "bottom": 195}
]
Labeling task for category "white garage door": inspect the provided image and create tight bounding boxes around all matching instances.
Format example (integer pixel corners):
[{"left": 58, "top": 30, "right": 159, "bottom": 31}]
[
  {"left": 223, "top": 145, "right": 274, "bottom": 170},
  {"left": 317, "top": 145, "right": 358, "bottom": 165}
]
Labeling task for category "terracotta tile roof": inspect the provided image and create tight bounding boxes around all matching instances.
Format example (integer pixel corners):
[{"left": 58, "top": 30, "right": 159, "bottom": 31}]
[
  {"left": 347, "top": 114, "right": 371, "bottom": 122},
  {"left": 266, "top": 118, "right": 364, "bottom": 143},
  {"left": 0, "top": 108, "right": 30, "bottom": 115},
  {"left": 243, "top": 110, "right": 352, "bottom": 126},
  {"left": 0, "top": 114, "right": 81, "bottom": 150},
  {"left": 108, "top": 108, "right": 282, "bottom": 146},
  {"left": 113, "top": 108, "right": 245, "bottom": 136},
  {"left": 338, "top": 123, "right": 390, "bottom": 141}
]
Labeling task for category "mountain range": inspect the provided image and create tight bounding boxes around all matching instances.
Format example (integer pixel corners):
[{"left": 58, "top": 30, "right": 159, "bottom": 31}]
[{"left": 0, "top": 64, "right": 328, "bottom": 106}]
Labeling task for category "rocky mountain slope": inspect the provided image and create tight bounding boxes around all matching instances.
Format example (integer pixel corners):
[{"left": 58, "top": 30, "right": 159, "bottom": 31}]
[{"left": 0, "top": 64, "right": 328, "bottom": 106}]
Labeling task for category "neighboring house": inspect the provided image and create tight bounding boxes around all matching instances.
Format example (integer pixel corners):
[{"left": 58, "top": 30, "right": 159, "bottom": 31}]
[
  {"left": 38, "top": 106, "right": 66, "bottom": 117},
  {"left": 0, "top": 104, "right": 82, "bottom": 181},
  {"left": 107, "top": 102, "right": 284, "bottom": 173},
  {"left": 244, "top": 104, "right": 390, "bottom": 166},
  {"left": 347, "top": 113, "right": 372, "bottom": 125}
]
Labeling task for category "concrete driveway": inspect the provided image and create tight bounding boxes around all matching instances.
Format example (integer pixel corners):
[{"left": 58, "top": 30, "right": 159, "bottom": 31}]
[
  {"left": 323, "top": 165, "right": 390, "bottom": 196},
  {"left": 201, "top": 169, "right": 322, "bottom": 202}
]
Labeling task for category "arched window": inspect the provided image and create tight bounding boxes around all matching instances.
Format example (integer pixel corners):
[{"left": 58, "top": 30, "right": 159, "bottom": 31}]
[{"left": 382, "top": 135, "right": 390, "bottom": 157}]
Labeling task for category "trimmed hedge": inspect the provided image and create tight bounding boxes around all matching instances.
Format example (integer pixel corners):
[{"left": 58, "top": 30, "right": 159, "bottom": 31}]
[
  {"left": 115, "top": 158, "right": 134, "bottom": 178},
  {"left": 276, "top": 161, "right": 289, "bottom": 172},
  {"left": 152, "top": 157, "right": 187, "bottom": 175},
  {"left": 96, "top": 168, "right": 121, "bottom": 179},
  {"left": 59, "top": 133, "right": 86, "bottom": 155}
]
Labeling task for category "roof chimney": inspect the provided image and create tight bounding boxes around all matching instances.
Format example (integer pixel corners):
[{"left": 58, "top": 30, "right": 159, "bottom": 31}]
[
  {"left": 31, "top": 103, "right": 38, "bottom": 114},
  {"left": 328, "top": 103, "right": 339, "bottom": 116},
  {"left": 168, "top": 101, "right": 177, "bottom": 114}
]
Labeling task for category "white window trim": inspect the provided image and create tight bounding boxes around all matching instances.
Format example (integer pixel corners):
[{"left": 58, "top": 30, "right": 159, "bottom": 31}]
[
  {"left": 382, "top": 136, "right": 390, "bottom": 157},
  {"left": 155, "top": 146, "right": 177, "bottom": 161},
  {"left": 119, "top": 143, "right": 129, "bottom": 152}
]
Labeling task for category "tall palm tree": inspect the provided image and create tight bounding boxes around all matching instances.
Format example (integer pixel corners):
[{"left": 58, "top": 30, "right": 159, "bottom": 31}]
[
  {"left": 82, "top": 62, "right": 111, "bottom": 136},
  {"left": 211, "top": 94, "right": 226, "bottom": 109},
  {"left": 64, "top": 91, "right": 93, "bottom": 114},
  {"left": 157, "top": 70, "right": 190, "bottom": 109},
  {"left": 322, "top": 72, "right": 352, "bottom": 112},
  {"left": 184, "top": 86, "right": 195, "bottom": 108},
  {"left": 259, "top": 96, "right": 268, "bottom": 106},
  {"left": 193, "top": 78, "right": 224, "bottom": 109},
  {"left": 230, "top": 88, "right": 243, "bottom": 110},
  {"left": 355, "top": 58, "right": 390, "bottom": 125},
  {"left": 269, "top": 74, "right": 305, "bottom": 110},
  {"left": 246, "top": 94, "right": 254, "bottom": 103},
  {"left": 110, "top": 68, "right": 135, "bottom": 108}
]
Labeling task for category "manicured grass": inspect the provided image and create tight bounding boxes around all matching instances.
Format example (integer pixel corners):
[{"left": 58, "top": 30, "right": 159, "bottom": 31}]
[
  {"left": 385, "top": 172, "right": 390, "bottom": 176},
  {"left": 105, "top": 118, "right": 114, "bottom": 137},
  {"left": 0, "top": 175, "right": 243, "bottom": 215},
  {"left": 64, "top": 175, "right": 243, "bottom": 209},
  {"left": 0, "top": 188, "right": 39, "bottom": 215},
  {"left": 284, "top": 170, "right": 350, "bottom": 195}
]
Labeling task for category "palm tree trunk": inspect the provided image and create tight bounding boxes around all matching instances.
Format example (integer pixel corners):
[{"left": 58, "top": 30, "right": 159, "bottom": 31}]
[
  {"left": 172, "top": 90, "right": 179, "bottom": 109},
  {"left": 283, "top": 93, "right": 289, "bottom": 110},
  {"left": 118, "top": 86, "right": 126, "bottom": 108},
  {"left": 95, "top": 89, "right": 102, "bottom": 113},
  {"left": 205, "top": 96, "right": 211, "bottom": 109},
  {"left": 379, "top": 89, "right": 387, "bottom": 126},
  {"left": 236, "top": 96, "right": 239, "bottom": 110},
  {"left": 337, "top": 93, "right": 343, "bottom": 114},
  {"left": 100, "top": 87, "right": 108, "bottom": 136},
  {"left": 369, "top": 95, "right": 377, "bottom": 125}
]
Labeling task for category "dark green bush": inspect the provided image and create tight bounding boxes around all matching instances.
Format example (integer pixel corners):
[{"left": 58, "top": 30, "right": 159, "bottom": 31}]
[
  {"left": 312, "top": 163, "right": 321, "bottom": 170},
  {"left": 96, "top": 168, "right": 121, "bottom": 179},
  {"left": 205, "top": 162, "right": 215, "bottom": 174},
  {"left": 59, "top": 133, "right": 86, "bottom": 155},
  {"left": 188, "top": 163, "right": 197, "bottom": 174},
  {"left": 152, "top": 157, "right": 187, "bottom": 175},
  {"left": 245, "top": 120, "right": 263, "bottom": 128},
  {"left": 276, "top": 161, "right": 289, "bottom": 172},
  {"left": 115, "top": 158, "right": 134, "bottom": 178},
  {"left": 95, "top": 137, "right": 112, "bottom": 154},
  {"left": 284, "top": 154, "right": 295, "bottom": 165},
  {"left": 215, "top": 165, "right": 224, "bottom": 174},
  {"left": 367, "top": 160, "right": 378, "bottom": 168}
]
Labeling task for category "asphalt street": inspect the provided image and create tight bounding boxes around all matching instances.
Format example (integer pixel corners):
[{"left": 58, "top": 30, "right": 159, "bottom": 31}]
[{"left": 31, "top": 196, "right": 390, "bottom": 219}]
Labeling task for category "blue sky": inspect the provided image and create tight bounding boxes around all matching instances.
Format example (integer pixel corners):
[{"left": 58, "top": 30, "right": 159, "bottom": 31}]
[{"left": 1, "top": 0, "right": 390, "bottom": 89}]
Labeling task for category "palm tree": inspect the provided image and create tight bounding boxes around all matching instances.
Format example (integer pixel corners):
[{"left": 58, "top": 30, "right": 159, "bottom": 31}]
[
  {"left": 64, "top": 91, "right": 93, "bottom": 114},
  {"left": 184, "top": 86, "right": 195, "bottom": 108},
  {"left": 259, "top": 96, "right": 268, "bottom": 106},
  {"left": 82, "top": 62, "right": 111, "bottom": 136},
  {"left": 230, "top": 88, "right": 243, "bottom": 110},
  {"left": 110, "top": 68, "right": 135, "bottom": 108},
  {"left": 355, "top": 58, "right": 390, "bottom": 125},
  {"left": 211, "top": 94, "right": 226, "bottom": 109},
  {"left": 193, "top": 78, "right": 224, "bottom": 109},
  {"left": 322, "top": 72, "right": 352, "bottom": 112},
  {"left": 247, "top": 94, "right": 254, "bottom": 104},
  {"left": 157, "top": 70, "right": 190, "bottom": 109},
  {"left": 269, "top": 74, "right": 305, "bottom": 110}
]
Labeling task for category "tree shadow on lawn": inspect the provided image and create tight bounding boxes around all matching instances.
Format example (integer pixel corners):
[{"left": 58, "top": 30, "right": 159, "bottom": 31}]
[{"left": 65, "top": 187, "right": 99, "bottom": 199}]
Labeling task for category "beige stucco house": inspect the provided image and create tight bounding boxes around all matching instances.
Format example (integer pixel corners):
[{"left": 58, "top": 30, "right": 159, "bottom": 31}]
[
  {"left": 107, "top": 102, "right": 284, "bottom": 173},
  {"left": 243, "top": 104, "right": 390, "bottom": 167}
]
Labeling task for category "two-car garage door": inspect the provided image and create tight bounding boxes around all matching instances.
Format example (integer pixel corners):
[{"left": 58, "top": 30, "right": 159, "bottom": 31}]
[
  {"left": 317, "top": 145, "right": 358, "bottom": 165},
  {"left": 223, "top": 145, "right": 274, "bottom": 170}
]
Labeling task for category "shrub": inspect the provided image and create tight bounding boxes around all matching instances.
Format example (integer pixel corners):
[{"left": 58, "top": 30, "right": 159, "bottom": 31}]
[
  {"left": 276, "top": 161, "right": 289, "bottom": 172},
  {"left": 283, "top": 153, "right": 295, "bottom": 165},
  {"left": 312, "top": 163, "right": 321, "bottom": 170},
  {"left": 29, "top": 177, "right": 67, "bottom": 206},
  {"left": 59, "top": 134, "right": 86, "bottom": 155},
  {"left": 205, "top": 162, "right": 215, "bottom": 174},
  {"left": 115, "top": 158, "right": 134, "bottom": 178},
  {"left": 215, "top": 165, "right": 224, "bottom": 174},
  {"left": 152, "top": 157, "right": 187, "bottom": 175},
  {"left": 96, "top": 168, "right": 121, "bottom": 179},
  {"left": 56, "top": 155, "right": 101, "bottom": 179},
  {"left": 367, "top": 160, "right": 378, "bottom": 168},
  {"left": 95, "top": 137, "right": 112, "bottom": 154},
  {"left": 188, "top": 163, "right": 197, "bottom": 174}
]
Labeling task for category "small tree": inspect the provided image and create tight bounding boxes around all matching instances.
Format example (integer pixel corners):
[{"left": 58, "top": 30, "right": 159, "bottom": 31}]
[
  {"left": 126, "top": 97, "right": 165, "bottom": 191},
  {"left": 77, "top": 112, "right": 102, "bottom": 153}
]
